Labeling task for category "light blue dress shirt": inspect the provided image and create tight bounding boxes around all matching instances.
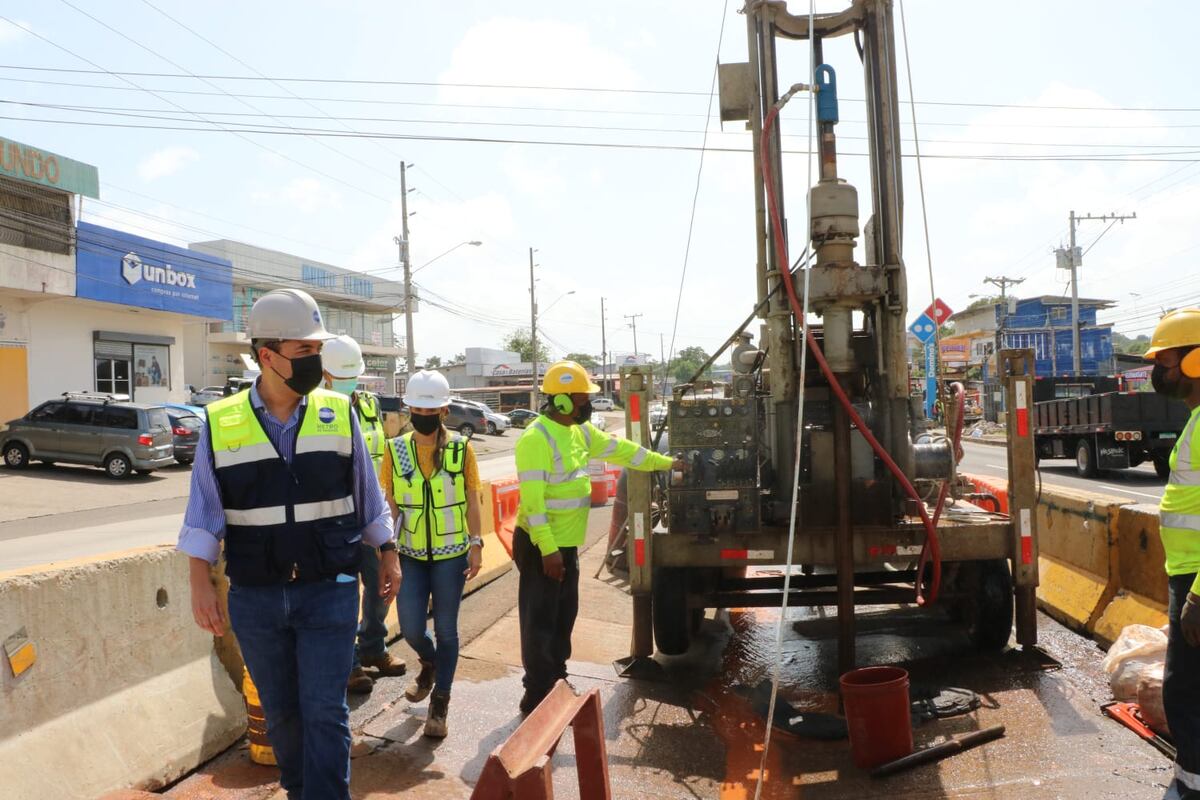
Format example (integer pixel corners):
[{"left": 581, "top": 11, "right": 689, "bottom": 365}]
[{"left": 176, "top": 382, "right": 393, "bottom": 564}]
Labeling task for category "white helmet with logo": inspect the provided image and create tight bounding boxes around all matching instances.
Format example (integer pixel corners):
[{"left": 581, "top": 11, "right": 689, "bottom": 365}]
[
  {"left": 404, "top": 369, "right": 451, "bottom": 409},
  {"left": 321, "top": 334, "right": 365, "bottom": 379},
  {"left": 247, "top": 288, "right": 335, "bottom": 341}
]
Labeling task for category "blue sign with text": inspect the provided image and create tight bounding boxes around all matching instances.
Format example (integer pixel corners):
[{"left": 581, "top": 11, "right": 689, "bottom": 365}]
[
  {"left": 76, "top": 222, "right": 233, "bottom": 320},
  {"left": 924, "top": 341, "right": 937, "bottom": 419}
]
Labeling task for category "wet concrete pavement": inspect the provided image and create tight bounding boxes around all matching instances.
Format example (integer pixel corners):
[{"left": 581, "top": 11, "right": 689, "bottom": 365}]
[{"left": 159, "top": 508, "right": 1177, "bottom": 800}]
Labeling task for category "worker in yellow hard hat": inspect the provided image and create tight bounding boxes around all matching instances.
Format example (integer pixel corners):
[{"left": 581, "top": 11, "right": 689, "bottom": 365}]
[
  {"left": 513, "top": 360, "right": 683, "bottom": 714},
  {"left": 1144, "top": 308, "right": 1200, "bottom": 800}
]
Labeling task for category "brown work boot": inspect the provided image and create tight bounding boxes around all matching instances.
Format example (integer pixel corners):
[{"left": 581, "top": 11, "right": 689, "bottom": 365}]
[
  {"left": 347, "top": 667, "right": 374, "bottom": 695},
  {"left": 360, "top": 651, "right": 408, "bottom": 677},
  {"left": 405, "top": 659, "right": 435, "bottom": 702},
  {"left": 424, "top": 690, "right": 450, "bottom": 739}
]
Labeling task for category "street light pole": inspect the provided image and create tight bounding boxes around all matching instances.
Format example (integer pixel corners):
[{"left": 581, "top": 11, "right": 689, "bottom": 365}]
[
  {"left": 529, "top": 247, "right": 538, "bottom": 410},
  {"left": 600, "top": 297, "right": 608, "bottom": 399},
  {"left": 398, "top": 161, "right": 415, "bottom": 379}
]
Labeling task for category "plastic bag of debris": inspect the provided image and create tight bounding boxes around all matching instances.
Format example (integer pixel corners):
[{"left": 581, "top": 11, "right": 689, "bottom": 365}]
[
  {"left": 1102, "top": 624, "right": 1168, "bottom": 703},
  {"left": 1136, "top": 662, "right": 1171, "bottom": 737}
]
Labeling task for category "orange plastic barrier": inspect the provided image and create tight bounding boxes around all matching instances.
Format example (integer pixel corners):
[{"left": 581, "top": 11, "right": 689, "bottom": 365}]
[
  {"left": 491, "top": 478, "right": 520, "bottom": 557},
  {"left": 470, "top": 681, "right": 611, "bottom": 800},
  {"left": 962, "top": 472, "right": 1009, "bottom": 514}
]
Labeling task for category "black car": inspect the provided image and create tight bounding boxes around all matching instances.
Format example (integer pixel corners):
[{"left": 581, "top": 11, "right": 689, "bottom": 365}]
[
  {"left": 507, "top": 408, "right": 539, "bottom": 429},
  {"left": 167, "top": 411, "right": 203, "bottom": 465},
  {"left": 444, "top": 402, "right": 488, "bottom": 438}
]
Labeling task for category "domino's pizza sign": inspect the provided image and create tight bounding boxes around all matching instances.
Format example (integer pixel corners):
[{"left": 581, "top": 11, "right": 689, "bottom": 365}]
[{"left": 909, "top": 313, "right": 937, "bottom": 344}]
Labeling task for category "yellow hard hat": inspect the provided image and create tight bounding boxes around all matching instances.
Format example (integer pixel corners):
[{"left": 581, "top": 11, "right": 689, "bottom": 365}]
[
  {"left": 541, "top": 360, "right": 601, "bottom": 394},
  {"left": 1143, "top": 308, "right": 1200, "bottom": 360}
]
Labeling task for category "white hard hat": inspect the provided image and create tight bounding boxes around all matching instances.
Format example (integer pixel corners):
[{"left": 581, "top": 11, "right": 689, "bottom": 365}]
[
  {"left": 404, "top": 369, "right": 451, "bottom": 409},
  {"left": 322, "top": 334, "right": 365, "bottom": 379},
  {"left": 247, "top": 289, "right": 335, "bottom": 341}
]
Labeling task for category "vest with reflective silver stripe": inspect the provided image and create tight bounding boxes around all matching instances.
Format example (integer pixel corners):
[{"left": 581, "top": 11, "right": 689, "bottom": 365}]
[
  {"left": 1160, "top": 405, "right": 1200, "bottom": 577},
  {"left": 354, "top": 391, "right": 387, "bottom": 476},
  {"left": 388, "top": 432, "right": 469, "bottom": 561},
  {"left": 208, "top": 388, "right": 359, "bottom": 586},
  {"left": 525, "top": 420, "right": 593, "bottom": 512}
]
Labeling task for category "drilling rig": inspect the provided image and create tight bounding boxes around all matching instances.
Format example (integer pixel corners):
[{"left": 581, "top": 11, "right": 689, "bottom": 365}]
[{"left": 620, "top": 0, "right": 1039, "bottom": 674}]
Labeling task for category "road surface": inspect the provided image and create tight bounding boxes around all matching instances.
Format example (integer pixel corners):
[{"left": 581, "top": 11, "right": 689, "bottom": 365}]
[{"left": 960, "top": 440, "right": 1166, "bottom": 504}]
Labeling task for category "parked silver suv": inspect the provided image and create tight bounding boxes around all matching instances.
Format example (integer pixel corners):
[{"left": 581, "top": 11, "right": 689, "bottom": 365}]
[{"left": 1, "top": 393, "right": 175, "bottom": 479}]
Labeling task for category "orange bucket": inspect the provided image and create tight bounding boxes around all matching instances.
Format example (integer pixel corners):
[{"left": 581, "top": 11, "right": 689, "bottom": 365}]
[{"left": 840, "top": 666, "right": 913, "bottom": 769}]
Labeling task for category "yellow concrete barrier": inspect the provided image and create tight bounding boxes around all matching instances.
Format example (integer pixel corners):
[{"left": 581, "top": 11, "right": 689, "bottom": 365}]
[
  {"left": 0, "top": 546, "right": 246, "bottom": 799},
  {"left": 1093, "top": 502, "right": 1169, "bottom": 646},
  {"left": 1034, "top": 485, "right": 1128, "bottom": 634}
]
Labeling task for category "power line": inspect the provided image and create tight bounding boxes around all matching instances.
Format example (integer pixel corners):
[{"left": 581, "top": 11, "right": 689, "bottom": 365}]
[{"left": 9, "top": 63, "right": 1200, "bottom": 112}]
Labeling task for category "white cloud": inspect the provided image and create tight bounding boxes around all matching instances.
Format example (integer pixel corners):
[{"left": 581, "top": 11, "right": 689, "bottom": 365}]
[
  {"left": 251, "top": 178, "right": 341, "bottom": 214},
  {"left": 0, "top": 19, "right": 31, "bottom": 44},
  {"left": 137, "top": 146, "right": 199, "bottom": 182}
]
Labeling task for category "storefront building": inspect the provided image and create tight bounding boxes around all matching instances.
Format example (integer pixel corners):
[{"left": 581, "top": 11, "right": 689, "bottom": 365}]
[
  {"left": 185, "top": 240, "right": 406, "bottom": 394},
  {"left": 0, "top": 136, "right": 98, "bottom": 420}
]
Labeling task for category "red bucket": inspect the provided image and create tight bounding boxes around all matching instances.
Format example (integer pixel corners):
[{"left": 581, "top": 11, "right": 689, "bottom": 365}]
[
  {"left": 590, "top": 478, "right": 609, "bottom": 507},
  {"left": 840, "top": 666, "right": 913, "bottom": 769}
]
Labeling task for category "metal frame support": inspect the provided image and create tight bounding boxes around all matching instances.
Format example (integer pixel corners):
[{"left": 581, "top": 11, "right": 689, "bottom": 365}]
[
  {"left": 620, "top": 366, "right": 655, "bottom": 661},
  {"left": 1002, "top": 348, "right": 1039, "bottom": 647}
]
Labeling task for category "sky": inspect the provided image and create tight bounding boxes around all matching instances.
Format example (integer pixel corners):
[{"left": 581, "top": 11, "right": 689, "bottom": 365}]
[{"left": 2, "top": 0, "right": 1198, "bottom": 366}]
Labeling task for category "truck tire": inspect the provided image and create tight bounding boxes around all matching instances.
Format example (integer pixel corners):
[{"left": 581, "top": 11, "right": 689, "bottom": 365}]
[
  {"left": 953, "top": 559, "right": 1014, "bottom": 652},
  {"left": 1075, "top": 438, "right": 1098, "bottom": 478},
  {"left": 1153, "top": 454, "right": 1171, "bottom": 480},
  {"left": 652, "top": 567, "right": 691, "bottom": 656}
]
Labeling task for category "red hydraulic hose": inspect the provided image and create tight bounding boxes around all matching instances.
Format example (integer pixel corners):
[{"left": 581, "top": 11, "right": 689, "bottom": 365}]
[{"left": 760, "top": 103, "right": 942, "bottom": 605}]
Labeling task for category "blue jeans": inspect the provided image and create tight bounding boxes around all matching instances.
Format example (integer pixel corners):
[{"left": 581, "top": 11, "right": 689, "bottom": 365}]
[
  {"left": 352, "top": 545, "right": 392, "bottom": 668},
  {"left": 397, "top": 554, "right": 467, "bottom": 692},
  {"left": 228, "top": 579, "right": 358, "bottom": 800}
]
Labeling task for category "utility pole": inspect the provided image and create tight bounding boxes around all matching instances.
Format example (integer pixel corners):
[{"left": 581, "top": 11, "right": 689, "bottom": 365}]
[
  {"left": 600, "top": 297, "right": 608, "bottom": 399},
  {"left": 1059, "top": 210, "right": 1136, "bottom": 376},
  {"left": 397, "top": 161, "right": 415, "bottom": 382},
  {"left": 983, "top": 275, "right": 1024, "bottom": 379},
  {"left": 528, "top": 247, "right": 538, "bottom": 410},
  {"left": 624, "top": 312, "right": 643, "bottom": 364},
  {"left": 659, "top": 332, "right": 668, "bottom": 400}
]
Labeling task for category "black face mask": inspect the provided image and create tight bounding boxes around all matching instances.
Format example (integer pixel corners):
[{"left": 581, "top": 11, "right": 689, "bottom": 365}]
[
  {"left": 410, "top": 412, "right": 442, "bottom": 435},
  {"left": 270, "top": 351, "right": 324, "bottom": 396},
  {"left": 1151, "top": 363, "right": 1192, "bottom": 400},
  {"left": 572, "top": 400, "right": 593, "bottom": 424}
]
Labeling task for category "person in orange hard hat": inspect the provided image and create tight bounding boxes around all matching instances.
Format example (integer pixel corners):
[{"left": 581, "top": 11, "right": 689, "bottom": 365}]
[{"left": 1144, "top": 308, "right": 1200, "bottom": 800}]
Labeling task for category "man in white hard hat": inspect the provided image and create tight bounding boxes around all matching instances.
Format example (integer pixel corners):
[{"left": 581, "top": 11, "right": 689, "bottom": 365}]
[
  {"left": 321, "top": 334, "right": 408, "bottom": 694},
  {"left": 177, "top": 288, "right": 397, "bottom": 800}
]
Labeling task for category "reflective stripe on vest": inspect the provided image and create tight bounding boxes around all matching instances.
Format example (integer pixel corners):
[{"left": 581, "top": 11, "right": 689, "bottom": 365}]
[
  {"left": 388, "top": 432, "right": 469, "bottom": 560},
  {"left": 1169, "top": 411, "right": 1200, "bottom": 487},
  {"left": 355, "top": 391, "right": 387, "bottom": 474}
]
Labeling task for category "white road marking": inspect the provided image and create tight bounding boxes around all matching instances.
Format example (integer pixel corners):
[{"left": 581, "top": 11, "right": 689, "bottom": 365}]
[
  {"left": 985, "top": 464, "right": 1007, "bottom": 470},
  {"left": 1098, "top": 484, "right": 1162, "bottom": 500}
]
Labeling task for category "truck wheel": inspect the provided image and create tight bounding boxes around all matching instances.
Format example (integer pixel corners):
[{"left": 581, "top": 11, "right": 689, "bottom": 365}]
[
  {"left": 652, "top": 567, "right": 691, "bottom": 656},
  {"left": 1153, "top": 455, "right": 1171, "bottom": 480},
  {"left": 1075, "top": 439, "right": 1098, "bottom": 478},
  {"left": 954, "top": 559, "right": 1014, "bottom": 652}
]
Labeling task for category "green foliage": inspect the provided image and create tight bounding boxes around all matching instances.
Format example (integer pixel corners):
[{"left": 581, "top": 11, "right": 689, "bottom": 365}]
[
  {"left": 1112, "top": 332, "right": 1150, "bottom": 355},
  {"left": 502, "top": 329, "right": 550, "bottom": 362},
  {"left": 425, "top": 355, "right": 443, "bottom": 369},
  {"left": 965, "top": 295, "right": 1000, "bottom": 311},
  {"left": 564, "top": 352, "right": 599, "bottom": 369}
]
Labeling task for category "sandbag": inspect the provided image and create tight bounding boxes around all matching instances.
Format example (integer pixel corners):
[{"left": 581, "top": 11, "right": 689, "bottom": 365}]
[
  {"left": 1103, "top": 624, "right": 1168, "bottom": 703},
  {"left": 1137, "top": 664, "right": 1171, "bottom": 738}
]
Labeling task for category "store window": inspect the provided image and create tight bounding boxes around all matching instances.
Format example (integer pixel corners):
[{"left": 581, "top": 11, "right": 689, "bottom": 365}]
[
  {"left": 133, "top": 344, "right": 170, "bottom": 390},
  {"left": 94, "top": 340, "right": 132, "bottom": 397}
]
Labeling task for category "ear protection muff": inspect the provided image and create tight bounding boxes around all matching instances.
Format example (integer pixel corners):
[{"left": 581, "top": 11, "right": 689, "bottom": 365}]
[
  {"left": 552, "top": 394, "right": 575, "bottom": 415},
  {"left": 1182, "top": 347, "right": 1200, "bottom": 379}
]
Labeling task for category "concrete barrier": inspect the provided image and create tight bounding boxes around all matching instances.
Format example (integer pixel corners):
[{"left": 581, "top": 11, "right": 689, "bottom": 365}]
[
  {"left": 1094, "top": 502, "right": 1169, "bottom": 646},
  {"left": 0, "top": 546, "right": 246, "bottom": 799}
]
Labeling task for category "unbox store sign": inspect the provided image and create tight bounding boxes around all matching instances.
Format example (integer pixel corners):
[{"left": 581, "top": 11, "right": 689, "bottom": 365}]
[{"left": 76, "top": 222, "right": 233, "bottom": 320}]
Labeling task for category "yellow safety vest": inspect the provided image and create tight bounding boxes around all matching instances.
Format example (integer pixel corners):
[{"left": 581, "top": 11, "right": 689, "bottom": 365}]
[
  {"left": 388, "top": 432, "right": 469, "bottom": 561},
  {"left": 1160, "top": 404, "right": 1200, "bottom": 594},
  {"left": 207, "top": 388, "right": 358, "bottom": 585},
  {"left": 353, "top": 391, "right": 387, "bottom": 475}
]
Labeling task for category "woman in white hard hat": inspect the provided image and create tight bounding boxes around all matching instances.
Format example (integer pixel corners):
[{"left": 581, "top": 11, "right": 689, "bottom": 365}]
[
  {"left": 322, "top": 334, "right": 409, "bottom": 694},
  {"left": 382, "top": 369, "right": 483, "bottom": 738}
]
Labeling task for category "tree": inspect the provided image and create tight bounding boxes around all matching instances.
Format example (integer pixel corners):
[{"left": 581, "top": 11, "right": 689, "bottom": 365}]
[
  {"left": 502, "top": 329, "right": 550, "bottom": 363},
  {"left": 671, "top": 345, "right": 711, "bottom": 382},
  {"left": 564, "top": 352, "right": 599, "bottom": 369},
  {"left": 425, "top": 355, "right": 443, "bottom": 369},
  {"left": 450, "top": 353, "right": 466, "bottom": 365},
  {"left": 965, "top": 295, "right": 1000, "bottom": 311}
]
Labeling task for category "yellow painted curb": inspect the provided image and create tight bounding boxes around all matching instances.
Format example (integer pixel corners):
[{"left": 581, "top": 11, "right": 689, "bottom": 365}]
[
  {"left": 1093, "top": 591, "right": 1168, "bottom": 649},
  {"left": 1036, "top": 555, "right": 1114, "bottom": 633}
]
